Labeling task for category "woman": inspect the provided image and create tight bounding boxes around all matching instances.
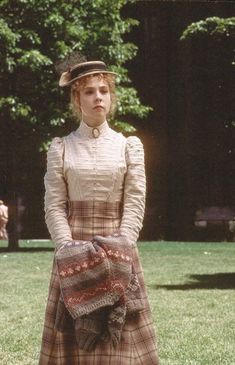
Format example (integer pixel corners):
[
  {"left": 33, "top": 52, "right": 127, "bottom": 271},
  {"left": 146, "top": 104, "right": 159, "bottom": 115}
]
[{"left": 39, "top": 60, "right": 159, "bottom": 364}]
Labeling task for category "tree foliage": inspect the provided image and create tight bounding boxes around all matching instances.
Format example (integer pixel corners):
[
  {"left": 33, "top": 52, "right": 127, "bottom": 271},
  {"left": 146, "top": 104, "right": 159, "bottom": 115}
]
[
  {"left": 180, "top": 16, "right": 235, "bottom": 44},
  {"left": 0, "top": 0, "right": 151, "bottom": 144}
]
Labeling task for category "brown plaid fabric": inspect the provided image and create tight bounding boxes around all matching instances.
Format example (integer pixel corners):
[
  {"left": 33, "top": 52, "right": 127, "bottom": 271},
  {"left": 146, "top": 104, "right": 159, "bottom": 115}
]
[{"left": 39, "top": 201, "right": 159, "bottom": 365}]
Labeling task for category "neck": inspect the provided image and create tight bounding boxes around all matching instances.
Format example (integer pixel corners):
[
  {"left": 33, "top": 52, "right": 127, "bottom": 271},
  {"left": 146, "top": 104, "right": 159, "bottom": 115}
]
[
  {"left": 77, "top": 120, "right": 110, "bottom": 139},
  {"left": 82, "top": 117, "right": 106, "bottom": 128}
]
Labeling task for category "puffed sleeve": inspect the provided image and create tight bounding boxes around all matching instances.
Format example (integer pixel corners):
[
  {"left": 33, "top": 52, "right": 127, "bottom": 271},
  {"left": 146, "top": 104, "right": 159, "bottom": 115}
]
[
  {"left": 120, "top": 136, "right": 146, "bottom": 243},
  {"left": 44, "top": 137, "right": 73, "bottom": 247}
]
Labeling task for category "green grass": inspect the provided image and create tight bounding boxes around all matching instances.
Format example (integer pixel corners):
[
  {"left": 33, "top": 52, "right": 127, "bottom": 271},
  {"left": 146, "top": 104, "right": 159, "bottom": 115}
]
[{"left": 0, "top": 240, "right": 235, "bottom": 365}]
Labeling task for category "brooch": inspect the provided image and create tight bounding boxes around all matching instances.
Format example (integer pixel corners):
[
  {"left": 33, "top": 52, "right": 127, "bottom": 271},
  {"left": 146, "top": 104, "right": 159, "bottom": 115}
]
[{"left": 92, "top": 128, "right": 100, "bottom": 138}]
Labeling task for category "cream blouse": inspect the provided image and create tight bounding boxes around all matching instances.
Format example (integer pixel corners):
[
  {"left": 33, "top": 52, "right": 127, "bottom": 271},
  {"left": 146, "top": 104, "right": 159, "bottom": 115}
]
[{"left": 44, "top": 120, "right": 146, "bottom": 247}]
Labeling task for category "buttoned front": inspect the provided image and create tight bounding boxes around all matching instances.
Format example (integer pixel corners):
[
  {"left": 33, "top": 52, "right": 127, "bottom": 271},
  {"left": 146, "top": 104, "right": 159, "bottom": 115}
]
[{"left": 64, "top": 124, "right": 127, "bottom": 203}]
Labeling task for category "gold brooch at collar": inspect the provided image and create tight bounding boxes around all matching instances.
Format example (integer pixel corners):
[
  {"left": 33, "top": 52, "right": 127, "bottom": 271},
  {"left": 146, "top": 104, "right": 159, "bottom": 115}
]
[{"left": 92, "top": 128, "right": 100, "bottom": 138}]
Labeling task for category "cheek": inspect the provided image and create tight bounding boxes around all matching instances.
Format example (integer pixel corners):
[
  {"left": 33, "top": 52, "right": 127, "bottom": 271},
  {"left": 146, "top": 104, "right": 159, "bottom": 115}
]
[
  {"left": 79, "top": 95, "right": 88, "bottom": 110},
  {"left": 107, "top": 94, "right": 111, "bottom": 107},
  {"left": 75, "top": 93, "right": 81, "bottom": 108}
]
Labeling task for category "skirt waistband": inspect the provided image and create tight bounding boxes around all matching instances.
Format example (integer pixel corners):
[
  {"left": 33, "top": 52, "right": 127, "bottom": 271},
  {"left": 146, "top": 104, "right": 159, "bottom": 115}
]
[{"left": 68, "top": 200, "right": 122, "bottom": 219}]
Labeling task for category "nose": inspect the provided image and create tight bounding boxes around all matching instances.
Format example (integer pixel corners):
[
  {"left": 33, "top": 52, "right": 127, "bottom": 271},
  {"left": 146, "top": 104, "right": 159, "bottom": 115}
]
[{"left": 95, "top": 90, "right": 102, "bottom": 101}]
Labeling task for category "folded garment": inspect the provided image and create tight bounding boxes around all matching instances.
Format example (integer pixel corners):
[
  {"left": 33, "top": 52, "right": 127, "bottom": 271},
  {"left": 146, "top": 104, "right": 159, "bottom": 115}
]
[{"left": 55, "top": 234, "right": 145, "bottom": 351}]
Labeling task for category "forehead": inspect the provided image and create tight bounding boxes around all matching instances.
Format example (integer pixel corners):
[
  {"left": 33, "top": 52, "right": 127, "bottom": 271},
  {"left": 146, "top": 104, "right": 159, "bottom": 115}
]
[{"left": 82, "top": 75, "right": 109, "bottom": 88}]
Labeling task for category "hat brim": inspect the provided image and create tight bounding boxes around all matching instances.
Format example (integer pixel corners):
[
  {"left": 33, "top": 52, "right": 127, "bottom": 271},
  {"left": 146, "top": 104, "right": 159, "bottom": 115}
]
[{"left": 59, "top": 70, "right": 117, "bottom": 87}]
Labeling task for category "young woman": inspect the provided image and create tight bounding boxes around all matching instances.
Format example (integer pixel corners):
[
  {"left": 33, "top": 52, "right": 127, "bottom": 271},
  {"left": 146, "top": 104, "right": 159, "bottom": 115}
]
[{"left": 39, "top": 60, "right": 159, "bottom": 364}]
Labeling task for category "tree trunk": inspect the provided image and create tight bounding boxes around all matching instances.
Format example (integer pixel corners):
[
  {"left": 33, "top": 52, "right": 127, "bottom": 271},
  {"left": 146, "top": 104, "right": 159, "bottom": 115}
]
[
  {"left": 7, "top": 197, "right": 19, "bottom": 250},
  {"left": 6, "top": 122, "right": 19, "bottom": 250}
]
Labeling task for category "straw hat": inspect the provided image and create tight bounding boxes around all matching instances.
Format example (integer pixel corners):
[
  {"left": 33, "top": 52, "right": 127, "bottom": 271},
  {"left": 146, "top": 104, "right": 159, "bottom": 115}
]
[{"left": 59, "top": 61, "right": 117, "bottom": 87}]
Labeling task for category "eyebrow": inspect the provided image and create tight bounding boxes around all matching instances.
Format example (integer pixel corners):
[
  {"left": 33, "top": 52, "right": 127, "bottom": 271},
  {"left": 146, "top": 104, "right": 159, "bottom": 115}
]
[{"left": 83, "top": 85, "right": 109, "bottom": 90}]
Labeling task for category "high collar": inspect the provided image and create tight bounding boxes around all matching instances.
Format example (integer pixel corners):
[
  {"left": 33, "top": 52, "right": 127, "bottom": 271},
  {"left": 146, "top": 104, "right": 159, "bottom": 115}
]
[{"left": 75, "top": 120, "right": 110, "bottom": 139}]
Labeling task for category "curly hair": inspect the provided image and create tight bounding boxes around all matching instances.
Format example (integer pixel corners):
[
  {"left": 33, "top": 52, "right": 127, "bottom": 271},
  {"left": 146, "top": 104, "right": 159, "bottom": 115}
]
[{"left": 70, "top": 73, "right": 116, "bottom": 120}]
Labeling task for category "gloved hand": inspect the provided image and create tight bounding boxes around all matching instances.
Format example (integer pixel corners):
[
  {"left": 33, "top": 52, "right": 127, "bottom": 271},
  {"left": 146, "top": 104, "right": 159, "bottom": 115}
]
[{"left": 93, "top": 232, "right": 134, "bottom": 250}]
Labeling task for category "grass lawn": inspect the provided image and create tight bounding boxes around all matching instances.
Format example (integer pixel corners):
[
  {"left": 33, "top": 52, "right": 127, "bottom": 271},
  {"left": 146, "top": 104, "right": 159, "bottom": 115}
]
[{"left": 0, "top": 240, "right": 234, "bottom": 365}]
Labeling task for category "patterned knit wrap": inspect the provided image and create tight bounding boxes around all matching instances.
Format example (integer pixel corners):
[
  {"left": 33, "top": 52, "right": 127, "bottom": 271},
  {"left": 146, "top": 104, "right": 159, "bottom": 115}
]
[{"left": 56, "top": 234, "right": 133, "bottom": 319}]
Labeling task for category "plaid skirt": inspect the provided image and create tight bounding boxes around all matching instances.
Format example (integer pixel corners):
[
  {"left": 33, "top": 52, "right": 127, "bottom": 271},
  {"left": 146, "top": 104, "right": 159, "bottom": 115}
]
[{"left": 39, "top": 201, "right": 159, "bottom": 365}]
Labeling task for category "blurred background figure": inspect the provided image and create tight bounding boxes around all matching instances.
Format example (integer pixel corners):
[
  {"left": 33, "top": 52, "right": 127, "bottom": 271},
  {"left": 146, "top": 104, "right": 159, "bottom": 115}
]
[{"left": 0, "top": 200, "right": 8, "bottom": 240}]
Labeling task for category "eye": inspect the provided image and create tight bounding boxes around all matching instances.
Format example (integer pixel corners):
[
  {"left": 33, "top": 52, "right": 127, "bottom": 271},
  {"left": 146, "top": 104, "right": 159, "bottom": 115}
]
[
  {"left": 100, "top": 88, "right": 109, "bottom": 94},
  {"left": 84, "top": 89, "right": 93, "bottom": 95}
]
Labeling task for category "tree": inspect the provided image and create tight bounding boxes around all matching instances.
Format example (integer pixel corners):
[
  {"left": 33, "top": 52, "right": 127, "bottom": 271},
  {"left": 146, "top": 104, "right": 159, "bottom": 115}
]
[{"left": 0, "top": 0, "right": 151, "bottom": 250}]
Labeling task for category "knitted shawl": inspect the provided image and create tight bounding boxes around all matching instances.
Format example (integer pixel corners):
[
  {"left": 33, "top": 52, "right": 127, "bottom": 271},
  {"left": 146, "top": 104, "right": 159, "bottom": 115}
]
[{"left": 55, "top": 234, "right": 145, "bottom": 351}]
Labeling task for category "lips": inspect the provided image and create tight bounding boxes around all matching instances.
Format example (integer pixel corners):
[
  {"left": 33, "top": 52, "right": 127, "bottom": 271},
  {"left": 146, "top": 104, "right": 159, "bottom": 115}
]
[{"left": 93, "top": 105, "right": 104, "bottom": 110}]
